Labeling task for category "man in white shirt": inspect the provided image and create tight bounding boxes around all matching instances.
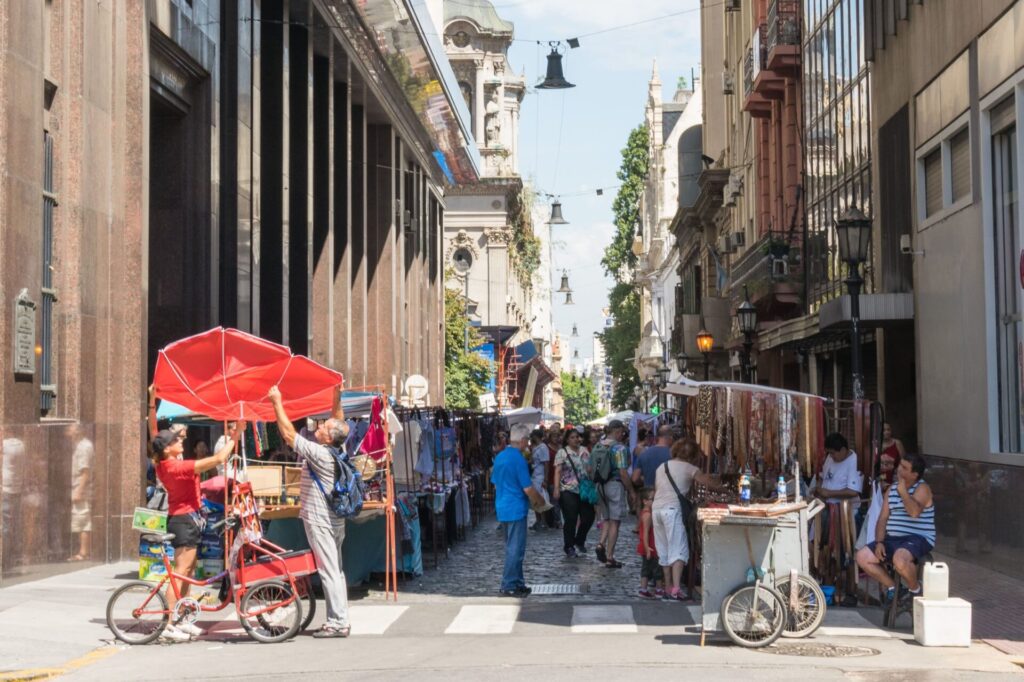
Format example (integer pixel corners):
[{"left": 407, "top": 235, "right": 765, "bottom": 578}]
[{"left": 815, "top": 432, "right": 862, "bottom": 502}]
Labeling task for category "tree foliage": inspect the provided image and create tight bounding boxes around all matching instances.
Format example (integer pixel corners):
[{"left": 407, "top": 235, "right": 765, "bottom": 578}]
[
  {"left": 601, "top": 124, "right": 649, "bottom": 281},
  {"left": 561, "top": 371, "right": 600, "bottom": 425},
  {"left": 600, "top": 282, "right": 642, "bottom": 409},
  {"left": 444, "top": 281, "right": 491, "bottom": 409},
  {"left": 600, "top": 124, "right": 649, "bottom": 409},
  {"left": 508, "top": 185, "right": 542, "bottom": 290}
]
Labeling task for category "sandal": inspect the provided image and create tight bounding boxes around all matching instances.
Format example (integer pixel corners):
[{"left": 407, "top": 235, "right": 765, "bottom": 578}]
[
  {"left": 595, "top": 544, "right": 607, "bottom": 563},
  {"left": 604, "top": 559, "right": 623, "bottom": 569}
]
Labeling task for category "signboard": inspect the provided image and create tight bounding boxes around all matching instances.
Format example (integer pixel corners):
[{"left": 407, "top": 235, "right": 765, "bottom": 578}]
[{"left": 13, "top": 289, "right": 36, "bottom": 375}]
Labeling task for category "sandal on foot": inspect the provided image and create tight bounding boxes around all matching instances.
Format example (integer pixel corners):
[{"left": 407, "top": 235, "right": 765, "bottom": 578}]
[
  {"left": 604, "top": 559, "right": 623, "bottom": 569},
  {"left": 595, "top": 544, "right": 607, "bottom": 563}
]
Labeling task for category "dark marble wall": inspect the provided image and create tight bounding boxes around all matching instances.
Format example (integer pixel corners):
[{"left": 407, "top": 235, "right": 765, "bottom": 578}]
[{"left": 925, "top": 454, "right": 1024, "bottom": 581}]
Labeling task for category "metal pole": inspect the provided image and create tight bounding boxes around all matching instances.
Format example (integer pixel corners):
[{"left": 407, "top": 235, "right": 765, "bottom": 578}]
[
  {"left": 703, "top": 353, "right": 710, "bottom": 381},
  {"left": 847, "top": 266, "right": 864, "bottom": 400},
  {"left": 741, "top": 336, "right": 753, "bottom": 384}
]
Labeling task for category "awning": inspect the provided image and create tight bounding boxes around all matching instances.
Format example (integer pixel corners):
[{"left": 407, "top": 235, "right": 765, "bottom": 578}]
[
  {"left": 502, "top": 407, "right": 560, "bottom": 426},
  {"left": 157, "top": 391, "right": 386, "bottom": 424},
  {"left": 662, "top": 377, "right": 825, "bottom": 401}
]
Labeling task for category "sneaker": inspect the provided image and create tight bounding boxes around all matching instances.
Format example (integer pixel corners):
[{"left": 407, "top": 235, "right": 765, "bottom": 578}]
[
  {"left": 660, "top": 591, "right": 676, "bottom": 602},
  {"left": 564, "top": 546, "right": 578, "bottom": 558},
  {"left": 575, "top": 545, "right": 587, "bottom": 555},
  {"left": 882, "top": 587, "right": 896, "bottom": 605},
  {"left": 513, "top": 586, "right": 532, "bottom": 597},
  {"left": 638, "top": 589, "right": 655, "bottom": 599},
  {"left": 655, "top": 588, "right": 666, "bottom": 597},
  {"left": 159, "top": 625, "right": 192, "bottom": 643},
  {"left": 175, "top": 621, "right": 204, "bottom": 638},
  {"left": 312, "top": 625, "right": 350, "bottom": 638}
]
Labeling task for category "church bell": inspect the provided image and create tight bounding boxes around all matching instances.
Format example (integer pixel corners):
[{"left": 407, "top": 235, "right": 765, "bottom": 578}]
[{"left": 535, "top": 47, "right": 576, "bottom": 90}]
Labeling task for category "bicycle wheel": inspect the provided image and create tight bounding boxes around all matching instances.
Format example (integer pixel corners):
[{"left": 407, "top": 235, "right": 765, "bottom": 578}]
[
  {"left": 239, "top": 579, "right": 302, "bottom": 644},
  {"left": 721, "top": 583, "right": 787, "bottom": 648},
  {"left": 297, "top": 577, "right": 316, "bottom": 631},
  {"left": 106, "top": 581, "right": 169, "bottom": 645},
  {"left": 777, "top": 574, "right": 827, "bottom": 639}
]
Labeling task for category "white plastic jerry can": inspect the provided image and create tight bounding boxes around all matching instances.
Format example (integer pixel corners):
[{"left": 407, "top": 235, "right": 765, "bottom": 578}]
[{"left": 922, "top": 562, "right": 949, "bottom": 601}]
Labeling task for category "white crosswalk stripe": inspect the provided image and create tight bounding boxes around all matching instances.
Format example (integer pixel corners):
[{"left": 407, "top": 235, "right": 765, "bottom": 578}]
[
  {"left": 444, "top": 605, "right": 521, "bottom": 634},
  {"left": 348, "top": 605, "right": 408, "bottom": 635},
  {"left": 570, "top": 605, "right": 638, "bottom": 633}
]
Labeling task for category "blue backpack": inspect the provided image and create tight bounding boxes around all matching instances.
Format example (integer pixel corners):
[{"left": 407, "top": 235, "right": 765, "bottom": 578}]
[{"left": 307, "top": 446, "right": 365, "bottom": 518}]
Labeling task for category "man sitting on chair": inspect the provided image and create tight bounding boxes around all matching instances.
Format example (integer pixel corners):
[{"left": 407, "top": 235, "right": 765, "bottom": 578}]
[{"left": 855, "top": 452, "right": 935, "bottom": 604}]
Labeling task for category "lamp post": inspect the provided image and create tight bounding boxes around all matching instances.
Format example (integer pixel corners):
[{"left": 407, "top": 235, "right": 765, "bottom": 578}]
[
  {"left": 633, "top": 384, "right": 643, "bottom": 411},
  {"left": 656, "top": 366, "right": 670, "bottom": 412},
  {"left": 835, "top": 206, "right": 872, "bottom": 401},
  {"left": 696, "top": 328, "right": 714, "bottom": 381},
  {"left": 676, "top": 352, "right": 689, "bottom": 376},
  {"left": 736, "top": 285, "right": 758, "bottom": 384}
]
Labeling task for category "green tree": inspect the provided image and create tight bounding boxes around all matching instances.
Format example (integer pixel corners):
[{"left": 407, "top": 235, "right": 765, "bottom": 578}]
[
  {"left": 444, "top": 282, "right": 491, "bottom": 409},
  {"left": 601, "top": 282, "right": 642, "bottom": 409},
  {"left": 600, "top": 124, "right": 649, "bottom": 409},
  {"left": 561, "top": 371, "right": 600, "bottom": 425}
]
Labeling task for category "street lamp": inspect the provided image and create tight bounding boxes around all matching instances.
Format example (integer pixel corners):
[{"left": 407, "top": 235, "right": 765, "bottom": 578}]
[
  {"left": 736, "top": 285, "right": 758, "bottom": 384},
  {"left": 656, "top": 366, "right": 670, "bottom": 412},
  {"left": 676, "top": 352, "right": 689, "bottom": 375},
  {"left": 696, "top": 328, "right": 714, "bottom": 381},
  {"left": 835, "top": 206, "right": 872, "bottom": 400}
]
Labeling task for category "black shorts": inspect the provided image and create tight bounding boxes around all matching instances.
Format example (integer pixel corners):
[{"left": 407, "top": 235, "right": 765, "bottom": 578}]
[{"left": 166, "top": 513, "right": 202, "bottom": 549}]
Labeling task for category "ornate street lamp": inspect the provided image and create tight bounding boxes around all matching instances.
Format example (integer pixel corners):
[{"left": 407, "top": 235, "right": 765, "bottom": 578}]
[
  {"left": 736, "top": 285, "right": 758, "bottom": 384},
  {"left": 696, "top": 328, "right": 714, "bottom": 381},
  {"left": 835, "top": 206, "right": 872, "bottom": 400},
  {"left": 676, "top": 352, "right": 689, "bottom": 375},
  {"left": 535, "top": 43, "right": 576, "bottom": 90},
  {"left": 564, "top": 291, "right": 575, "bottom": 305},
  {"left": 548, "top": 200, "right": 569, "bottom": 225},
  {"left": 557, "top": 270, "right": 572, "bottom": 293}
]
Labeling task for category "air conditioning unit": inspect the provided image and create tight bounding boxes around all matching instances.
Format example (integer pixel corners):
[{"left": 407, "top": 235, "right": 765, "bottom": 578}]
[
  {"left": 732, "top": 231, "right": 747, "bottom": 248},
  {"left": 722, "top": 70, "right": 735, "bottom": 95},
  {"left": 717, "top": 233, "right": 734, "bottom": 253},
  {"left": 725, "top": 0, "right": 741, "bottom": 11}
]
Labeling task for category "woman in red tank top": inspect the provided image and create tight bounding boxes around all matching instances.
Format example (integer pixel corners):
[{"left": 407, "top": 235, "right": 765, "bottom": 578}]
[{"left": 879, "top": 422, "right": 905, "bottom": 484}]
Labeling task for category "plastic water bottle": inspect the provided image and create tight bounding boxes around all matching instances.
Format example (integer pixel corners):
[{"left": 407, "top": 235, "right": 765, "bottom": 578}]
[
  {"left": 739, "top": 474, "right": 751, "bottom": 505},
  {"left": 776, "top": 476, "right": 787, "bottom": 502}
]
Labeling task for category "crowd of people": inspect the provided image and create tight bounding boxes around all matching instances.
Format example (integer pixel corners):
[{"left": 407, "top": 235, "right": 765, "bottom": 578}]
[
  {"left": 491, "top": 419, "right": 726, "bottom": 601},
  {"left": 492, "top": 418, "right": 937, "bottom": 610}
]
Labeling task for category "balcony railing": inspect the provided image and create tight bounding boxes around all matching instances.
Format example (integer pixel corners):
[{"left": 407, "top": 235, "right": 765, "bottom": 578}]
[
  {"left": 767, "top": 0, "right": 801, "bottom": 53},
  {"left": 730, "top": 231, "right": 803, "bottom": 308},
  {"left": 744, "top": 46, "right": 755, "bottom": 98}
]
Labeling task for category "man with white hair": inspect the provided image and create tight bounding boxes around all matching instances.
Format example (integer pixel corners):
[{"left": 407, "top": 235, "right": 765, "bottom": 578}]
[
  {"left": 269, "top": 383, "right": 351, "bottom": 638},
  {"left": 492, "top": 422, "right": 548, "bottom": 596}
]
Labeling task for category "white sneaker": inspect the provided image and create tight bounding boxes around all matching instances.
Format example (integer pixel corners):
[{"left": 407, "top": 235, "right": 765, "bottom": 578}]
[
  {"left": 176, "top": 621, "right": 204, "bottom": 638},
  {"left": 159, "top": 625, "right": 192, "bottom": 643}
]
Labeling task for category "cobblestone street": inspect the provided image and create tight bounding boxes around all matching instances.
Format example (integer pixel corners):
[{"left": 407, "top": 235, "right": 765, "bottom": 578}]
[{"left": 375, "top": 512, "right": 649, "bottom": 602}]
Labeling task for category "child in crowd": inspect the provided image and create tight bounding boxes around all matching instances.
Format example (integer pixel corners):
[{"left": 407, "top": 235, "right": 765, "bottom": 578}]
[{"left": 637, "top": 488, "right": 661, "bottom": 598}]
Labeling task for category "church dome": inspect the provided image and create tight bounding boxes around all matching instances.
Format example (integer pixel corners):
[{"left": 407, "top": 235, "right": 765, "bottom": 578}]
[{"left": 444, "top": 0, "right": 514, "bottom": 35}]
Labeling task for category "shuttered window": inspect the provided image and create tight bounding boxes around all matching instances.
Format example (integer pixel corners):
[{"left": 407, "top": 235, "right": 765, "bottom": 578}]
[
  {"left": 923, "top": 149, "right": 942, "bottom": 217},
  {"left": 949, "top": 128, "right": 971, "bottom": 202}
]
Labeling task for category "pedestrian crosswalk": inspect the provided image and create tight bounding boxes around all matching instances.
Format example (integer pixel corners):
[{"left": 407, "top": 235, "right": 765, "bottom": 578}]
[{"left": 200, "top": 600, "right": 890, "bottom": 639}]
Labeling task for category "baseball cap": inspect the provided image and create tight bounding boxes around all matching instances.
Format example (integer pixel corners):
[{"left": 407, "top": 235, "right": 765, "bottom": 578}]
[
  {"left": 151, "top": 429, "right": 179, "bottom": 455},
  {"left": 607, "top": 419, "right": 625, "bottom": 431}
]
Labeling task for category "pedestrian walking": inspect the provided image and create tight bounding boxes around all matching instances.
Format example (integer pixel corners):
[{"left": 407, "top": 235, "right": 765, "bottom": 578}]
[
  {"left": 592, "top": 420, "right": 635, "bottom": 569},
  {"left": 631, "top": 424, "right": 673, "bottom": 489},
  {"left": 492, "top": 424, "right": 548, "bottom": 596},
  {"left": 552, "top": 428, "right": 596, "bottom": 557},
  {"left": 529, "top": 429, "right": 553, "bottom": 530},
  {"left": 268, "top": 384, "right": 353, "bottom": 638}
]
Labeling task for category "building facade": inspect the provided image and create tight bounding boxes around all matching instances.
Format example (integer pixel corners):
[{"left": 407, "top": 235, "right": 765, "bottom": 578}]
[
  {"left": 441, "top": 0, "right": 556, "bottom": 409},
  {"left": 867, "top": 0, "right": 1024, "bottom": 578},
  {"left": 0, "top": 0, "right": 476, "bottom": 583}
]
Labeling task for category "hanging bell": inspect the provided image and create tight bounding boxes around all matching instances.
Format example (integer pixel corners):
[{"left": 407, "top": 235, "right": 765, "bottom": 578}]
[
  {"left": 565, "top": 291, "right": 575, "bottom": 305},
  {"left": 573, "top": 349, "right": 580, "bottom": 359},
  {"left": 536, "top": 46, "right": 576, "bottom": 90},
  {"left": 557, "top": 270, "right": 571, "bottom": 293},
  {"left": 548, "top": 201, "right": 568, "bottom": 225},
  {"left": 571, "top": 324, "right": 579, "bottom": 337}
]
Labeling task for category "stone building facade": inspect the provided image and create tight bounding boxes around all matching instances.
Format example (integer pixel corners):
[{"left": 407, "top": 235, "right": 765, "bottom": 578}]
[{"left": 0, "top": 0, "right": 476, "bottom": 583}]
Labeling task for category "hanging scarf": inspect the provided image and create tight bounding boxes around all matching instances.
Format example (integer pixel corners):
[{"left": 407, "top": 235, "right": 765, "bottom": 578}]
[{"left": 360, "top": 395, "right": 389, "bottom": 461}]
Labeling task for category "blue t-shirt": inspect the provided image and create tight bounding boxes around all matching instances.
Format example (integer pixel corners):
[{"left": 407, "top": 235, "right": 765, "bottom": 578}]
[
  {"left": 636, "top": 445, "right": 671, "bottom": 487},
  {"left": 491, "top": 446, "right": 532, "bottom": 522}
]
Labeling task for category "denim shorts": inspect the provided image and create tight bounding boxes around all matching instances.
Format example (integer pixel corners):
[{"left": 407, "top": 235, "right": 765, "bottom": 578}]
[{"left": 868, "top": 534, "right": 933, "bottom": 562}]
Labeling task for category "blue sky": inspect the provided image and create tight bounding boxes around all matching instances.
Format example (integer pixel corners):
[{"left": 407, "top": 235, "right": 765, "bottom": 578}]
[{"left": 499, "top": 0, "right": 703, "bottom": 362}]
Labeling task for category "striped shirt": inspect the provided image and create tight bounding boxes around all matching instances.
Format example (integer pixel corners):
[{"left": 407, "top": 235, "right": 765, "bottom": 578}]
[
  {"left": 294, "top": 435, "right": 345, "bottom": 529},
  {"left": 886, "top": 480, "right": 935, "bottom": 545}
]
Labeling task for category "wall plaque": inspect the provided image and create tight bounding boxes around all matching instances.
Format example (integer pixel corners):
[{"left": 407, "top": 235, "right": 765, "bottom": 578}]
[{"left": 13, "top": 289, "right": 36, "bottom": 376}]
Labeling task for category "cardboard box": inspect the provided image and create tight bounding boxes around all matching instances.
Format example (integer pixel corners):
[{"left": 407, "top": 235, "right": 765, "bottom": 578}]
[
  {"left": 132, "top": 507, "right": 168, "bottom": 533},
  {"left": 139, "top": 539, "right": 174, "bottom": 561},
  {"left": 139, "top": 556, "right": 170, "bottom": 582},
  {"left": 197, "top": 560, "right": 225, "bottom": 579},
  {"left": 198, "top": 540, "right": 224, "bottom": 560}
]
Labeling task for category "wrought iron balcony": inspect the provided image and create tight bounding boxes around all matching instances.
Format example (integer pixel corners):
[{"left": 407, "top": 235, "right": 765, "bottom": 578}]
[
  {"left": 742, "top": 28, "right": 773, "bottom": 117},
  {"left": 729, "top": 231, "right": 803, "bottom": 314},
  {"left": 767, "top": 0, "right": 801, "bottom": 72}
]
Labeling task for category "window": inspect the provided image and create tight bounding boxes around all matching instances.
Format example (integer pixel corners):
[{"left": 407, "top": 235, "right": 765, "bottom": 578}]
[
  {"left": 923, "top": 149, "right": 942, "bottom": 217},
  {"left": 41, "top": 132, "right": 57, "bottom": 413},
  {"left": 991, "top": 96, "right": 1020, "bottom": 451},
  {"left": 949, "top": 128, "right": 971, "bottom": 202},
  {"left": 917, "top": 121, "right": 972, "bottom": 221}
]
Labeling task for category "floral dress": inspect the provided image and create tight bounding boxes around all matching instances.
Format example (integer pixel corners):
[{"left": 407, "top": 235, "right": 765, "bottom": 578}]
[{"left": 554, "top": 447, "right": 591, "bottom": 493}]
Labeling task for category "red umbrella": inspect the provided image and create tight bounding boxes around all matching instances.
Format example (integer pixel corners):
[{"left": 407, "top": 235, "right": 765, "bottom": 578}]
[{"left": 152, "top": 327, "right": 344, "bottom": 422}]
